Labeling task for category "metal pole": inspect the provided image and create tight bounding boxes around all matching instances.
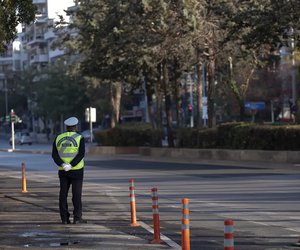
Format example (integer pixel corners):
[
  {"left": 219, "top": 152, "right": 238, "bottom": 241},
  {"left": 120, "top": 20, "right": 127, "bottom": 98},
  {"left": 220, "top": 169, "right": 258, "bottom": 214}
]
[
  {"left": 190, "top": 84, "right": 194, "bottom": 128},
  {"left": 4, "top": 78, "right": 8, "bottom": 116},
  {"left": 292, "top": 51, "right": 296, "bottom": 104},
  {"left": 143, "top": 80, "right": 150, "bottom": 123},
  {"left": 89, "top": 107, "right": 93, "bottom": 143},
  {"left": 290, "top": 33, "right": 297, "bottom": 105},
  {"left": 11, "top": 109, "right": 15, "bottom": 151},
  {"left": 188, "top": 74, "right": 194, "bottom": 128},
  {"left": 271, "top": 101, "right": 274, "bottom": 123}
]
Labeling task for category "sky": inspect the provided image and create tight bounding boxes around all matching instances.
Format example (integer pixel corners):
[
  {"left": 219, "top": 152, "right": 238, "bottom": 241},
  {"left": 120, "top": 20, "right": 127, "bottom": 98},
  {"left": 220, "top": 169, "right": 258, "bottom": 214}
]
[
  {"left": 48, "top": 0, "right": 75, "bottom": 21},
  {"left": 16, "top": 0, "right": 74, "bottom": 33}
]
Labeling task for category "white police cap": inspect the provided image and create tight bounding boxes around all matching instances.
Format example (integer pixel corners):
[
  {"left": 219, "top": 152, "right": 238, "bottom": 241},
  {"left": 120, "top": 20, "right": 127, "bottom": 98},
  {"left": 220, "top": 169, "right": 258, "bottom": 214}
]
[{"left": 64, "top": 117, "right": 79, "bottom": 126}]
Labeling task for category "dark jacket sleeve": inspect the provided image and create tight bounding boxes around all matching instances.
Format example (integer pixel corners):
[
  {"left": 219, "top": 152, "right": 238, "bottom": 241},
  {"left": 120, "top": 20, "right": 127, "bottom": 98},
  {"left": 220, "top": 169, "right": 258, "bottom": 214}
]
[
  {"left": 52, "top": 136, "right": 64, "bottom": 166},
  {"left": 70, "top": 136, "right": 85, "bottom": 167}
]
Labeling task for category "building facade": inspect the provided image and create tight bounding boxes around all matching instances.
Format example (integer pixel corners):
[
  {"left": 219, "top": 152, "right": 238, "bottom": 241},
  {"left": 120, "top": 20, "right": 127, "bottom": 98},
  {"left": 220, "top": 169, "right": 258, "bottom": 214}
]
[{"left": 0, "top": 0, "right": 74, "bottom": 134}]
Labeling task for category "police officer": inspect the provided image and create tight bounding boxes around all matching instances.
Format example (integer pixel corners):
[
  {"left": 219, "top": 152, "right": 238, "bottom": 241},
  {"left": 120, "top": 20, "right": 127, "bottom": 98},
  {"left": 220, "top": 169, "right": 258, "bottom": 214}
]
[{"left": 52, "top": 117, "right": 87, "bottom": 224}]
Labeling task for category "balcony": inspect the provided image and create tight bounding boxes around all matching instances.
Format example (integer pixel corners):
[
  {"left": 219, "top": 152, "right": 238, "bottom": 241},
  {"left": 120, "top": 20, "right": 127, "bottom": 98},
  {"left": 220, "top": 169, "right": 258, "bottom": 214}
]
[
  {"left": 27, "top": 35, "right": 46, "bottom": 46},
  {"left": 0, "top": 58, "right": 13, "bottom": 65},
  {"left": 35, "top": 15, "right": 48, "bottom": 24},
  {"left": 49, "top": 49, "right": 64, "bottom": 59},
  {"left": 32, "top": 0, "right": 47, "bottom": 3},
  {"left": 44, "top": 30, "right": 55, "bottom": 40},
  {"left": 30, "top": 54, "right": 48, "bottom": 64}
]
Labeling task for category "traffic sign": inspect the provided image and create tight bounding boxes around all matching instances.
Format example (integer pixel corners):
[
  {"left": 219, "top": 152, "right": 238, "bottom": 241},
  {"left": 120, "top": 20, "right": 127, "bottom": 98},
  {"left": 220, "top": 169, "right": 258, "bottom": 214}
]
[
  {"left": 85, "top": 107, "right": 96, "bottom": 122},
  {"left": 245, "top": 102, "right": 265, "bottom": 110}
]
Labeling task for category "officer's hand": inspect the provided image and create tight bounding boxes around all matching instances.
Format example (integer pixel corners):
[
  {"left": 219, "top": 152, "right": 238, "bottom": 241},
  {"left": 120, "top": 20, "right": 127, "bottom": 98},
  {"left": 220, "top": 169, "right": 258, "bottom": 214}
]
[{"left": 62, "top": 163, "right": 72, "bottom": 172}]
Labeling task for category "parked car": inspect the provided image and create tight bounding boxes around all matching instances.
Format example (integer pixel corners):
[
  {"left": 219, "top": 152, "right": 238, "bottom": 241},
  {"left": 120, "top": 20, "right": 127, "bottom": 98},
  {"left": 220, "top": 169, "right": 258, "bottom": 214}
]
[
  {"left": 9, "top": 132, "right": 33, "bottom": 145},
  {"left": 81, "top": 128, "right": 102, "bottom": 143}
]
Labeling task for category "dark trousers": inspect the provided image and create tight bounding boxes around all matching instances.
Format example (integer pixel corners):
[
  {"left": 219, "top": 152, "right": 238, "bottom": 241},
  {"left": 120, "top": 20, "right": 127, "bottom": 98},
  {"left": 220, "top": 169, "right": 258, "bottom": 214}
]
[{"left": 58, "top": 168, "right": 84, "bottom": 222}]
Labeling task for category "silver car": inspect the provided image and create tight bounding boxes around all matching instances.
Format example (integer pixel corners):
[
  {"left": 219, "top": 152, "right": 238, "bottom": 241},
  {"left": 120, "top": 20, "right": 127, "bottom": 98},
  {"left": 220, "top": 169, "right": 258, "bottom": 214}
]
[
  {"left": 81, "top": 128, "right": 102, "bottom": 143},
  {"left": 9, "top": 132, "right": 33, "bottom": 145}
]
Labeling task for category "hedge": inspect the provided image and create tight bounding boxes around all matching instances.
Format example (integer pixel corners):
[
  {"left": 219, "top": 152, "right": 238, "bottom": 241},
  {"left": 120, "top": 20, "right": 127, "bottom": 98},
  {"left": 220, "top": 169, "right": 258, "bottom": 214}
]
[
  {"left": 94, "top": 122, "right": 162, "bottom": 147},
  {"left": 93, "top": 122, "right": 300, "bottom": 150}
]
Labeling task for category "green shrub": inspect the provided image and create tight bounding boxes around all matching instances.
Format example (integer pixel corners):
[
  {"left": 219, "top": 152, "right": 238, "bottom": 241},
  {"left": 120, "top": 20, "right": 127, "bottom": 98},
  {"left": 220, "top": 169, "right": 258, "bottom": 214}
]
[
  {"left": 94, "top": 122, "right": 300, "bottom": 150},
  {"left": 216, "top": 122, "right": 246, "bottom": 148},
  {"left": 282, "top": 126, "right": 300, "bottom": 150},
  {"left": 218, "top": 123, "right": 300, "bottom": 150},
  {"left": 259, "top": 125, "right": 300, "bottom": 150},
  {"left": 229, "top": 123, "right": 255, "bottom": 149},
  {"left": 94, "top": 122, "right": 161, "bottom": 147},
  {"left": 246, "top": 125, "right": 280, "bottom": 150},
  {"left": 177, "top": 128, "right": 198, "bottom": 148},
  {"left": 197, "top": 128, "right": 217, "bottom": 148}
]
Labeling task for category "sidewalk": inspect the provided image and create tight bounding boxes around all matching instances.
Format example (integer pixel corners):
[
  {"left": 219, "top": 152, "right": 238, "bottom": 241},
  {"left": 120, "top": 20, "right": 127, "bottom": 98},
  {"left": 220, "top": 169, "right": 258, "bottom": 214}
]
[{"left": 0, "top": 170, "right": 173, "bottom": 249}]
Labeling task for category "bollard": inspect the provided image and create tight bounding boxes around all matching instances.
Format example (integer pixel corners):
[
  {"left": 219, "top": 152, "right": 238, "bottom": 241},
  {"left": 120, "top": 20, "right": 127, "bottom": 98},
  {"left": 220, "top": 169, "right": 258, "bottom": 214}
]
[
  {"left": 181, "top": 198, "right": 190, "bottom": 250},
  {"left": 129, "top": 179, "right": 140, "bottom": 227},
  {"left": 21, "top": 162, "right": 27, "bottom": 193},
  {"left": 150, "top": 187, "right": 162, "bottom": 244},
  {"left": 295, "top": 236, "right": 300, "bottom": 246},
  {"left": 224, "top": 219, "right": 234, "bottom": 250}
]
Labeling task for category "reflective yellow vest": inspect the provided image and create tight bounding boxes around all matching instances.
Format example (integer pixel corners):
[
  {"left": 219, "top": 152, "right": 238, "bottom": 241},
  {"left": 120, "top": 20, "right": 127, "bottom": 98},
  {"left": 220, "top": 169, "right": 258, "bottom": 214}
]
[{"left": 55, "top": 132, "right": 84, "bottom": 170}]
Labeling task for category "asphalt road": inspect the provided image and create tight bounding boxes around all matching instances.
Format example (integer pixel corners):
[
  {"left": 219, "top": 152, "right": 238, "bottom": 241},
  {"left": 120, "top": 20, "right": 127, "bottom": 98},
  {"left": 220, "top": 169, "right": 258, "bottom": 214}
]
[{"left": 0, "top": 142, "right": 299, "bottom": 249}]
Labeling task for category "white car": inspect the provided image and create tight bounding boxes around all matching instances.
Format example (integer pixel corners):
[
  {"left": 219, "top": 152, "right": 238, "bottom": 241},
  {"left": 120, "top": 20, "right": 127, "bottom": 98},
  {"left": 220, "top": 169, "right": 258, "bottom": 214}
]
[{"left": 9, "top": 132, "right": 33, "bottom": 145}]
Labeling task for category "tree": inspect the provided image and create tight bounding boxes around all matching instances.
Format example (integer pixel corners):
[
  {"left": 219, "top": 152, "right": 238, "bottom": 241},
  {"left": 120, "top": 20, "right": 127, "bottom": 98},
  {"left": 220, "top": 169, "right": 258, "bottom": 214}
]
[
  {"left": 0, "top": 0, "right": 36, "bottom": 51},
  {"left": 228, "top": 52, "right": 258, "bottom": 121},
  {"left": 58, "top": 0, "right": 300, "bottom": 133},
  {"left": 186, "top": 0, "right": 231, "bottom": 128},
  {"left": 59, "top": 1, "right": 147, "bottom": 127},
  {"left": 214, "top": 42, "right": 262, "bottom": 121},
  {"left": 225, "top": 0, "right": 300, "bottom": 50},
  {"left": 18, "top": 65, "right": 88, "bottom": 134},
  {"left": 61, "top": 1, "right": 203, "bottom": 135},
  {"left": 218, "top": 0, "right": 300, "bottom": 121},
  {"left": 35, "top": 66, "right": 88, "bottom": 132}
]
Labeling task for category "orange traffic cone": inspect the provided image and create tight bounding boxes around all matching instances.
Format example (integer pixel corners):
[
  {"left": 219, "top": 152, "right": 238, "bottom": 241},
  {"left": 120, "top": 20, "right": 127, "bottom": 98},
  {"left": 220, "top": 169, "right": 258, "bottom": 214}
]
[
  {"left": 22, "top": 162, "right": 27, "bottom": 193},
  {"left": 129, "top": 179, "right": 140, "bottom": 227},
  {"left": 181, "top": 198, "right": 190, "bottom": 250}
]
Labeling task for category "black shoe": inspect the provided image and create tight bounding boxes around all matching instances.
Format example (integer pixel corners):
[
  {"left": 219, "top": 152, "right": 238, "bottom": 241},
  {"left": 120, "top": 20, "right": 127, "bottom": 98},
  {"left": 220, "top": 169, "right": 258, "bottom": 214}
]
[
  {"left": 62, "top": 220, "right": 71, "bottom": 225},
  {"left": 73, "top": 218, "right": 87, "bottom": 224}
]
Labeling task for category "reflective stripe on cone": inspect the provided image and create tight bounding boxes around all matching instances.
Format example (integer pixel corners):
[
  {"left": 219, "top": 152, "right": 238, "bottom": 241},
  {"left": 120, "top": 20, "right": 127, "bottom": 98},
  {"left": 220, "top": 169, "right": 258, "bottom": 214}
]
[{"left": 224, "top": 219, "right": 234, "bottom": 250}]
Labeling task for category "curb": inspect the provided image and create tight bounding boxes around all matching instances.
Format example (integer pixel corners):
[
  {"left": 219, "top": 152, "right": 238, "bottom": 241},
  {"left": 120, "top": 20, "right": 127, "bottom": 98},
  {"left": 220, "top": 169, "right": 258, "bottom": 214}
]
[{"left": 88, "top": 146, "right": 300, "bottom": 164}]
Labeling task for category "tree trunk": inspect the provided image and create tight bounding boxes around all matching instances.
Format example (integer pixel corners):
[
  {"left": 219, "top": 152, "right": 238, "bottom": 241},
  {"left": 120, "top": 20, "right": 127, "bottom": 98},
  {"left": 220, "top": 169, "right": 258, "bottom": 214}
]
[
  {"left": 239, "top": 100, "right": 245, "bottom": 121},
  {"left": 196, "top": 49, "right": 203, "bottom": 128},
  {"left": 207, "top": 46, "right": 216, "bottom": 128},
  {"left": 145, "top": 75, "right": 156, "bottom": 128},
  {"left": 110, "top": 81, "right": 122, "bottom": 128},
  {"left": 162, "top": 60, "right": 174, "bottom": 147},
  {"left": 228, "top": 53, "right": 257, "bottom": 122},
  {"left": 173, "top": 58, "right": 181, "bottom": 128},
  {"left": 155, "top": 63, "right": 163, "bottom": 130}
]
